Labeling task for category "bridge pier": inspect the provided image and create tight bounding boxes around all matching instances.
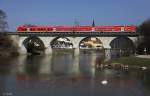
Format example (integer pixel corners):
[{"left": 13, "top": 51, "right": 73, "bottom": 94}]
[
  {"left": 98, "top": 37, "right": 116, "bottom": 48},
  {"left": 68, "top": 37, "right": 84, "bottom": 49},
  {"left": 18, "top": 45, "right": 27, "bottom": 54},
  {"left": 39, "top": 37, "right": 55, "bottom": 54},
  {"left": 18, "top": 37, "right": 27, "bottom": 54}
]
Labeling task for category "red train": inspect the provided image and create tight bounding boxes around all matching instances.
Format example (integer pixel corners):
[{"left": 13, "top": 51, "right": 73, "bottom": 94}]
[{"left": 17, "top": 25, "right": 136, "bottom": 32}]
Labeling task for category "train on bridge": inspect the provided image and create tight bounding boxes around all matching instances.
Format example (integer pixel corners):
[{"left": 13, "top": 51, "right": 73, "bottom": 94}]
[
  {"left": 17, "top": 25, "right": 136, "bottom": 32},
  {"left": 14, "top": 25, "right": 138, "bottom": 55}
]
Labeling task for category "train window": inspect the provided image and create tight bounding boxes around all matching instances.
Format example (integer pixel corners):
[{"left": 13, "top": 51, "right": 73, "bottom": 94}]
[
  {"left": 30, "top": 28, "right": 36, "bottom": 31},
  {"left": 47, "top": 28, "right": 53, "bottom": 31}
]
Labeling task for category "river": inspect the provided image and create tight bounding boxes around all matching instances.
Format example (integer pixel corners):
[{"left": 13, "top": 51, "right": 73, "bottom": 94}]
[{"left": 0, "top": 50, "right": 150, "bottom": 96}]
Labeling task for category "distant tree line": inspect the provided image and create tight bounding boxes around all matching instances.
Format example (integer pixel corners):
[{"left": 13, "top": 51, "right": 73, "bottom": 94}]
[{"left": 137, "top": 19, "right": 150, "bottom": 54}]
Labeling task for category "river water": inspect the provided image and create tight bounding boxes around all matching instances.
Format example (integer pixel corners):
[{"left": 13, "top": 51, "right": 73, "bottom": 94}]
[{"left": 0, "top": 50, "right": 150, "bottom": 96}]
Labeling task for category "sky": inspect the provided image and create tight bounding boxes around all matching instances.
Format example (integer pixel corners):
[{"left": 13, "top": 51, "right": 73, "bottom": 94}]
[{"left": 0, "top": 0, "right": 150, "bottom": 31}]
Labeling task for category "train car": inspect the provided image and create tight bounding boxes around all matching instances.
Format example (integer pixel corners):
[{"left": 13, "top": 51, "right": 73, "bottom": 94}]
[
  {"left": 53, "top": 26, "right": 74, "bottom": 32},
  {"left": 17, "top": 25, "right": 136, "bottom": 32},
  {"left": 17, "top": 26, "right": 54, "bottom": 32},
  {"left": 95, "top": 26, "right": 136, "bottom": 32}
]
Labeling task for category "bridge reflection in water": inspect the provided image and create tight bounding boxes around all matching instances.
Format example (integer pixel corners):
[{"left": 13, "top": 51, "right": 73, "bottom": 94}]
[
  {"left": 17, "top": 50, "right": 104, "bottom": 78},
  {"left": 13, "top": 50, "right": 149, "bottom": 96}
]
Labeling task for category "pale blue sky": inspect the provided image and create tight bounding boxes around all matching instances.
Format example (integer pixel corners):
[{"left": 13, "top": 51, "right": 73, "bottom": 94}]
[{"left": 0, "top": 0, "right": 150, "bottom": 31}]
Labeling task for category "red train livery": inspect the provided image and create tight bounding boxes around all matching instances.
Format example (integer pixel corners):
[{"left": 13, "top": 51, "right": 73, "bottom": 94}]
[{"left": 17, "top": 25, "right": 136, "bottom": 32}]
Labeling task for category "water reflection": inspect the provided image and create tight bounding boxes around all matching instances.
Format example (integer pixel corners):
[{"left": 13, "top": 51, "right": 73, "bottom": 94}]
[
  {"left": 0, "top": 56, "right": 17, "bottom": 95},
  {"left": 0, "top": 50, "right": 150, "bottom": 96},
  {"left": 17, "top": 50, "right": 104, "bottom": 78},
  {"left": 51, "top": 50, "right": 75, "bottom": 76},
  {"left": 79, "top": 50, "right": 104, "bottom": 77}
]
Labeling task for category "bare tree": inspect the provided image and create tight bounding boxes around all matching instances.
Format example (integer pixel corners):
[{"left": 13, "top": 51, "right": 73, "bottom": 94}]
[
  {"left": 0, "top": 10, "right": 18, "bottom": 56},
  {"left": 0, "top": 9, "right": 8, "bottom": 32}
]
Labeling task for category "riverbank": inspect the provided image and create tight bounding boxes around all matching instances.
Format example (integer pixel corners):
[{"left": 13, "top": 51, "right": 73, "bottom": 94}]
[
  {"left": 104, "top": 55, "right": 150, "bottom": 67},
  {"left": 136, "top": 55, "right": 150, "bottom": 59}
]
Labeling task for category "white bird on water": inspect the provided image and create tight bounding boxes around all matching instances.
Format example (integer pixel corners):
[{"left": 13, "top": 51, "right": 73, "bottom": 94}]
[
  {"left": 101, "top": 80, "right": 108, "bottom": 85},
  {"left": 141, "top": 66, "right": 147, "bottom": 70}
]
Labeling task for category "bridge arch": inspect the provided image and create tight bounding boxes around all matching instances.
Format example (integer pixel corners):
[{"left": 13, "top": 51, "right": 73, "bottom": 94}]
[
  {"left": 110, "top": 36, "right": 135, "bottom": 56},
  {"left": 110, "top": 36, "right": 135, "bottom": 49},
  {"left": 50, "top": 37, "right": 73, "bottom": 49},
  {"left": 18, "top": 36, "right": 138, "bottom": 54},
  {"left": 79, "top": 37, "right": 103, "bottom": 49},
  {"left": 22, "top": 35, "right": 45, "bottom": 54}
]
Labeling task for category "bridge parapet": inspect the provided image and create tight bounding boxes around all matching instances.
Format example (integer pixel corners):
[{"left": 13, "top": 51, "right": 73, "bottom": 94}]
[{"left": 1, "top": 32, "right": 139, "bottom": 37}]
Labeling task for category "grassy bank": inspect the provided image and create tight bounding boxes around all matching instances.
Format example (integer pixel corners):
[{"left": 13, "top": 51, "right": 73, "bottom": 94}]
[{"left": 104, "top": 56, "right": 150, "bottom": 67}]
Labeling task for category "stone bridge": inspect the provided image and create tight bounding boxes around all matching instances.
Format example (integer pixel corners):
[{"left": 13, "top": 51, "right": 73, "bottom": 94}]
[
  {"left": 0, "top": 32, "right": 139, "bottom": 56},
  {"left": 7, "top": 32, "right": 138, "bottom": 55}
]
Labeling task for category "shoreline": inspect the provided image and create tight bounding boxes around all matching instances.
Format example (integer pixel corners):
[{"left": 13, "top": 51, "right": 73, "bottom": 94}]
[
  {"left": 103, "top": 56, "right": 150, "bottom": 68},
  {"left": 136, "top": 55, "right": 150, "bottom": 59}
]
